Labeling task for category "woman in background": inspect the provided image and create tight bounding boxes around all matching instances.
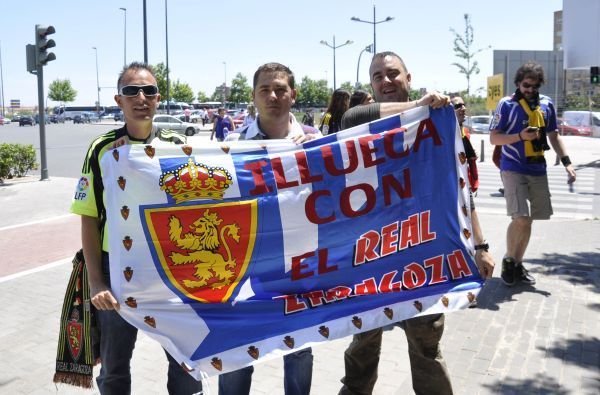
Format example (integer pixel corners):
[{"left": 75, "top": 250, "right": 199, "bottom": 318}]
[
  {"left": 243, "top": 103, "right": 257, "bottom": 127},
  {"left": 319, "top": 88, "right": 350, "bottom": 135},
  {"left": 349, "top": 89, "right": 374, "bottom": 108}
]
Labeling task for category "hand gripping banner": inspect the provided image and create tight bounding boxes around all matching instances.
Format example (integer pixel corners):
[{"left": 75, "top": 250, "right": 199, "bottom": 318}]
[{"left": 102, "top": 106, "right": 482, "bottom": 379}]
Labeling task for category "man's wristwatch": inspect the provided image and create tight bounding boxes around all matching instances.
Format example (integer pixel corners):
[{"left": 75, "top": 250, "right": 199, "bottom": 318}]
[{"left": 474, "top": 242, "right": 489, "bottom": 252}]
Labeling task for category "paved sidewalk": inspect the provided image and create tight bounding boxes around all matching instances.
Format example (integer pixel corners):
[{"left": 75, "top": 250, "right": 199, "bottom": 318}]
[{"left": 1, "top": 143, "right": 599, "bottom": 394}]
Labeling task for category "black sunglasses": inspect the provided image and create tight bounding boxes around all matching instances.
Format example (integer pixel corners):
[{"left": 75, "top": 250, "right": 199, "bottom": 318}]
[
  {"left": 453, "top": 103, "right": 466, "bottom": 109},
  {"left": 521, "top": 82, "right": 541, "bottom": 90},
  {"left": 119, "top": 84, "right": 159, "bottom": 97}
]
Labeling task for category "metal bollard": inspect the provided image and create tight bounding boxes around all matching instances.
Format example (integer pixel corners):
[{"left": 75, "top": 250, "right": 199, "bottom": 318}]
[{"left": 480, "top": 140, "right": 485, "bottom": 162}]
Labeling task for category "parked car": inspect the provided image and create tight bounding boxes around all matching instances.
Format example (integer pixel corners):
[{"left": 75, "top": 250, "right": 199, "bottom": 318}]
[
  {"left": 177, "top": 111, "right": 202, "bottom": 124},
  {"left": 464, "top": 115, "right": 491, "bottom": 134},
  {"left": 34, "top": 114, "right": 50, "bottom": 124},
  {"left": 49, "top": 114, "right": 64, "bottom": 124},
  {"left": 0, "top": 116, "right": 4, "bottom": 125},
  {"left": 114, "top": 111, "right": 124, "bottom": 122},
  {"left": 232, "top": 112, "right": 245, "bottom": 128},
  {"left": 153, "top": 115, "right": 201, "bottom": 136},
  {"left": 189, "top": 109, "right": 205, "bottom": 123},
  {"left": 84, "top": 112, "right": 100, "bottom": 123},
  {"left": 19, "top": 115, "right": 36, "bottom": 126},
  {"left": 562, "top": 110, "right": 600, "bottom": 138},
  {"left": 73, "top": 114, "right": 90, "bottom": 124},
  {"left": 12, "top": 115, "right": 22, "bottom": 124},
  {"left": 558, "top": 118, "right": 592, "bottom": 137}
]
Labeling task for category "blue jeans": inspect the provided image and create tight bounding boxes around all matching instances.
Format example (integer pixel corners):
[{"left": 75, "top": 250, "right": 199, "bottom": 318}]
[
  {"left": 97, "top": 253, "right": 203, "bottom": 394},
  {"left": 218, "top": 348, "right": 313, "bottom": 395}
]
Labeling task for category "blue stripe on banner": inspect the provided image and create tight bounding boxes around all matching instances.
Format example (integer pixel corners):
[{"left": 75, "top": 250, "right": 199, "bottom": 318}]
[
  {"left": 369, "top": 114, "right": 402, "bottom": 134},
  {"left": 110, "top": 107, "right": 484, "bottom": 371}
]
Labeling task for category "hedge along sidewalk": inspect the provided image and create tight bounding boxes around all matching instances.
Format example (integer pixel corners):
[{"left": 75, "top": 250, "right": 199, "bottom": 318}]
[{"left": 0, "top": 143, "right": 38, "bottom": 182}]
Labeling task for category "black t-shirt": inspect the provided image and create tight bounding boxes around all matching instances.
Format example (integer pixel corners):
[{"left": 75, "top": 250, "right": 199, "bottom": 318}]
[{"left": 340, "top": 103, "right": 381, "bottom": 130}]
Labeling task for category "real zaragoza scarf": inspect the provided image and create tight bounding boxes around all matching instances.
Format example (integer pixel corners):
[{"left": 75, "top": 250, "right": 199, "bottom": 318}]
[
  {"left": 515, "top": 89, "right": 550, "bottom": 163},
  {"left": 53, "top": 249, "right": 99, "bottom": 388}
]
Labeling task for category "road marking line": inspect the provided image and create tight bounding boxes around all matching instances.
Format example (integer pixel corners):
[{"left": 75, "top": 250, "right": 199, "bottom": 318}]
[
  {"left": 0, "top": 257, "right": 71, "bottom": 284},
  {"left": 0, "top": 213, "right": 76, "bottom": 232}
]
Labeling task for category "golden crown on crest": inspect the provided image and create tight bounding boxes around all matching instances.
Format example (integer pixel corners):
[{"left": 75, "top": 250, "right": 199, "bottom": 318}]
[{"left": 159, "top": 158, "right": 233, "bottom": 203}]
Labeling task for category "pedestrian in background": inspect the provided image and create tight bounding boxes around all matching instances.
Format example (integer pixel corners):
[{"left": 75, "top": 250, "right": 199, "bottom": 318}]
[
  {"left": 319, "top": 88, "right": 350, "bottom": 135},
  {"left": 490, "top": 61, "right": 576, "bottom": 287},
  {"left": 301, "top": 108, "right": 314, "bottom": 127},
  {"left": 349, "top": 89, "right": 374, "bottom": 108},
  {"left": 451, "top": 96, "right": 479, "bottom": 193},
  {"left": 201, "top": 107, "right": 209, "bottom": 126},
  {"left": 339, "top": 51, "right": 495, "bottom": 395},
  {"left": 211, "top": 107, "right": 235, "bottom": 141},
  {"left": 243, "top": 103, "right": 257, "bottom": 127},
  {"left": 71, "top": 62, "right": 202, "bottom": 394},
  {"left": 184, "top": 106, "right": 191, "bottom": 122},
  {"left": 221, "top": 62, "right": 320, "bottom": 395}
]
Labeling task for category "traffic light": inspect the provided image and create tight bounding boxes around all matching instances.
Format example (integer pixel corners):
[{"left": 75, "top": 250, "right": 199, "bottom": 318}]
[
  {"left": 591, "top": 66, "right": 600, "bottom": 84},
  {"left": 26, "top": 44, "right": 37, "bottom": 73},
  {"left": 35, "top": 25, "right": 56, "bottom": 67}
]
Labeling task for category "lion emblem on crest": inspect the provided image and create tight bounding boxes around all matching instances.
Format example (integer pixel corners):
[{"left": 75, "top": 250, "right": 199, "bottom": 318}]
[{"left": 168, "top": 209, "right": 240, "bottom": 290}]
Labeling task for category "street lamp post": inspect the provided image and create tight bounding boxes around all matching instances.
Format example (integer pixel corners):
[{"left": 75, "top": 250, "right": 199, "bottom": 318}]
[
  {"left": 222, "top": 61, "right": 227, "bottom": 104},
  {"left": 92, "top": 47, "right": 100, "bottom": 116},
  {"left": 320, "top": 35, "right": 353, "bottom": 90},
  {"left": 356, "top": 44, "right": 373, "bottom": 87},
  {"left": 351, "top": 4, "right": 394, "bottom": 55},
  {"left": 119, "top": 7, "right": 127, "bottom": 67},
  {"left": 0, "top": 41, "right": 5, "bottom": 118},
  {"left": 165, "top": 0, "right": 170, "bottom": 114},
  {"left": 143, "top": 0, "right": 148, "bottom": 63}
]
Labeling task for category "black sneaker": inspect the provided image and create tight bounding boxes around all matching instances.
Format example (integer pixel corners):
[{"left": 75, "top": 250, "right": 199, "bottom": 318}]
[
  {"left": 501, "top": 258, "right": 516, "bottom": 286},
  {"left": 515, "top": 262, "right": 536, "bottom": 285}
]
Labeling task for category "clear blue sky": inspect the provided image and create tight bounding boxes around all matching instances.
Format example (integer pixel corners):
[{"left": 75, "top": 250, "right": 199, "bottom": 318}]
[{"left": 0, "top": 0, "right": 562, "bottom": 108}]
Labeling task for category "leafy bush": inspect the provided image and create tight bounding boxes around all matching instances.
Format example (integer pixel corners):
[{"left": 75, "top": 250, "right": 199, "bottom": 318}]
[{"left": 0, "top": 143, "right": 38, "bottom": 181}]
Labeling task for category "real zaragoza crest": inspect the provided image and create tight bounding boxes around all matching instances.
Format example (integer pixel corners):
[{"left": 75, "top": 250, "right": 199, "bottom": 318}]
[
  {"left": 66, "top": 308, "right": 83, "bottom": 361},
  {"left": 143, "top": 158, "right": 257, "bottom": 303}
]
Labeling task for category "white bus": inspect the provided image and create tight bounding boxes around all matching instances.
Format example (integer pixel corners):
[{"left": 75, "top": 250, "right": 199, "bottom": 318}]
[{"left": 54, "top": 105, "right": 106, "bottom": 121}]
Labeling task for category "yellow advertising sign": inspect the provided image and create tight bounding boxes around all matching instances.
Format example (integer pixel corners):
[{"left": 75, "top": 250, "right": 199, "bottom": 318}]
[{"left": 486, "top": 74, "right": 504, "bottom": 111}]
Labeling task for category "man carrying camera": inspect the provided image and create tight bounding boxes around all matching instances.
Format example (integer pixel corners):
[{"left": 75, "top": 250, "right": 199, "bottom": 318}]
[{"left": 490, "top": 61, "right": 576, "bottom": 287}]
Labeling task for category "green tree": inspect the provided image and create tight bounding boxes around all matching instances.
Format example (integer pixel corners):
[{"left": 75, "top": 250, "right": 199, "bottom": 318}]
[
  {"left": 340, "top": 82, "right": 355, "bottom": 92},
  {"left": 197, "top": 91, "right": 209, "bottom": 102},
  {"left": 210, "top": 85, "right": 227, "bottom": 102},
  {"left": 151, "top": 62, "right": 171, "bottom": 98},
  {"left": 407, "top": 87, "right": 425, "bottom": 101},
  {"left": 48, "top": 79, "right": 77, "bottom": 104},
  {"left": 171, "top": 80, "right": 194, "bottom": 103},
  {"left": 450, "top": 14, "right": 490, "bottom": 95},
  {"left": 296, "top": 77, "right": 329, "bottom": 108},
  {"left": 228, "top": 73, "right": 252, "bottom": 104},
  {"left": 352, "top": 82, "right": 373, "bottom": 93}
]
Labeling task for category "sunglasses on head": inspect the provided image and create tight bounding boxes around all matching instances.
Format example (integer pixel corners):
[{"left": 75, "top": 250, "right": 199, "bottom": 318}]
[
  {"left": 119, "top": 84, "right": 159, "bottom": 97},
  {"left": 521, "top": 82, "right": 541, "bottom": 90},
  {"left": 453, "top": 102, "right": 466, "bottom": 109}
]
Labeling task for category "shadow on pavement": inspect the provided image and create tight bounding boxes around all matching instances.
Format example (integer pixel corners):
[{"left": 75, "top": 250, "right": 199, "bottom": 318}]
[
  {"left": 482, "top": 373, "right": 567, "bottom": 394},
  {"left": 575, "top": 159, "right": 600, "bottom": 169},
  {"left": 528, "top": 251, "right": 600, "bottom": 294},
  {"left": 589, "top": 303, "right": 600, "bottom": 312},
  {"left": 542, "top": 334, "right": 600, "bottom": 371},
  {"left": 475, "top": 278, "right": 552, "bottom": 311}
]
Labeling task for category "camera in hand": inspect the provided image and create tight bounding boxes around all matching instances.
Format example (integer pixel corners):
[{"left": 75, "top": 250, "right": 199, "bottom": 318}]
[{"left": 531, "top": 127, "right": 550, "bottom": 152}]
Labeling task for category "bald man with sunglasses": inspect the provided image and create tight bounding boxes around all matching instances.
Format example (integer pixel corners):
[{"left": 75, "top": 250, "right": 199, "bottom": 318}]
[{"left": 71, "top": 62, "right": 202, "bottom": 394}]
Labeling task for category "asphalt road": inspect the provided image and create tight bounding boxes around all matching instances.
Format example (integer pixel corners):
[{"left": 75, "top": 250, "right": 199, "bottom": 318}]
[{"left": 0, "top": 120, "right": 212, "bottom": 178}]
